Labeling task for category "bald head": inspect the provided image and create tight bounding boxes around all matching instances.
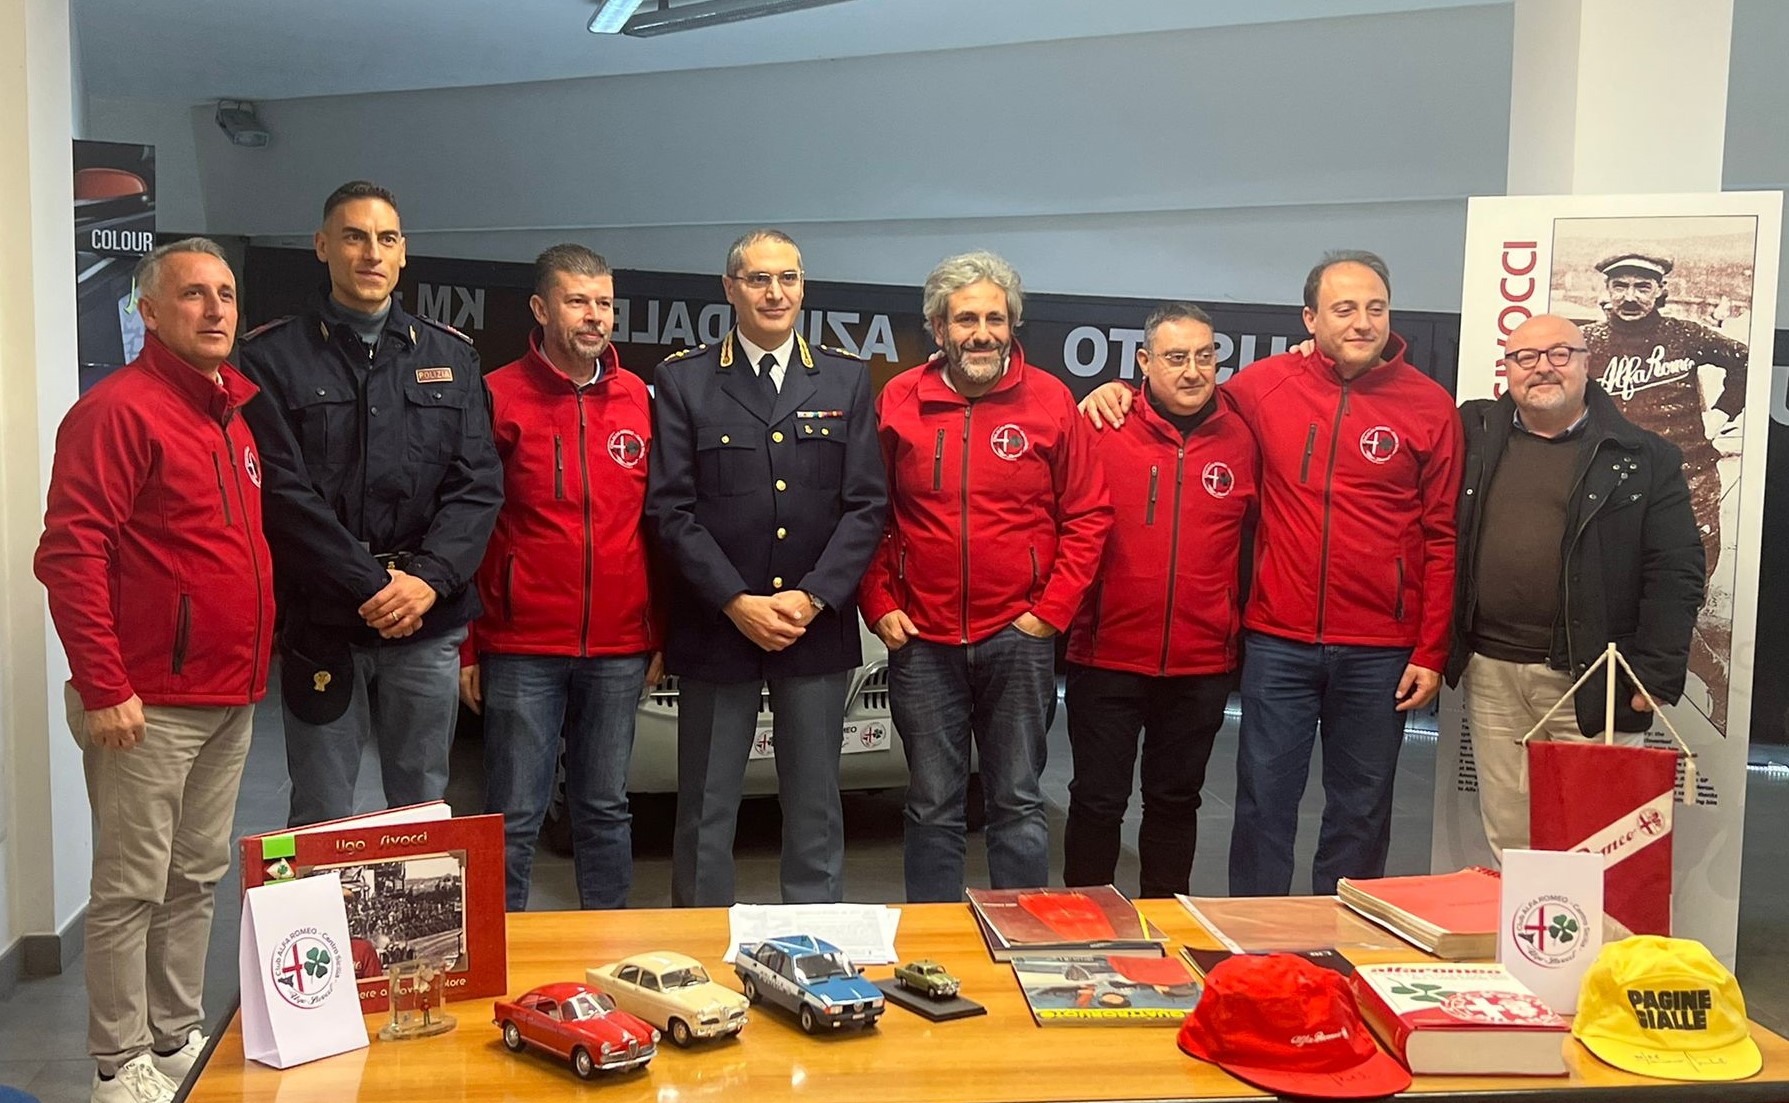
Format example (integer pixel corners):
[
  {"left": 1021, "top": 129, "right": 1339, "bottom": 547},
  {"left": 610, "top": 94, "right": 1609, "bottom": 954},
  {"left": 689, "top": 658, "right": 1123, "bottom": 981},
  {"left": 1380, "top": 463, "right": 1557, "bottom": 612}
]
[{"left": 1502, "top": 313, "right": 1590, "bottom": 436}]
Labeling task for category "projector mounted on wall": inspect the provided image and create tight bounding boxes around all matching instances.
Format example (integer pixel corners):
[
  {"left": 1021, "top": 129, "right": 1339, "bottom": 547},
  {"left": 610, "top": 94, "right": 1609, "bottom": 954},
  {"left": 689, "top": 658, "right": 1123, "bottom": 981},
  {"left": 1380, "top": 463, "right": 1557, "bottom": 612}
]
[
  {"left": 215, "top": 100, "right": 271, "bottom": 148},
  {"left": 588, "top": 0, "right": 855, "bottom": 37}
]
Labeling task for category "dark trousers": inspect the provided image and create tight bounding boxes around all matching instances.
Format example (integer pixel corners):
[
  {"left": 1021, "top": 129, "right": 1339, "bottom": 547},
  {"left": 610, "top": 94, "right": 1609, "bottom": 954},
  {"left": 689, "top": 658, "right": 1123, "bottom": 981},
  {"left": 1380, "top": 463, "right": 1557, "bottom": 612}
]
[
  {"left": 1227, "top": 631, "right": 1413, "bottom": 897},
  {"left": 1062, "top": 663, "right": 1230, "bottom": 899},
  {"left": 671, "top": 671, "right": 849, "bottom": 907}
]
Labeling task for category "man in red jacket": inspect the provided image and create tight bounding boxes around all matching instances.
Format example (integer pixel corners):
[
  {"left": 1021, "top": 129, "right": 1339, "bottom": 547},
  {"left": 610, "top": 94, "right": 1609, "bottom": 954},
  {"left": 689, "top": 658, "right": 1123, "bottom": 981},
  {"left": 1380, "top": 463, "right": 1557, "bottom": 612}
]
[
  {"left": 1063, "top": 303, "right": 1257, "bottom": 899},
  {"left": 1081, "top": 252, "right": 1461, "bottom": 896},
  {"left": 459, "top": 245, "right": 660, "bottom": 911},
  {"left": 36, "top": 239, "right": 275, "bottom": 1103},
  {"left": 861, "top": 251, "right": 1112, "bottom": 902}
]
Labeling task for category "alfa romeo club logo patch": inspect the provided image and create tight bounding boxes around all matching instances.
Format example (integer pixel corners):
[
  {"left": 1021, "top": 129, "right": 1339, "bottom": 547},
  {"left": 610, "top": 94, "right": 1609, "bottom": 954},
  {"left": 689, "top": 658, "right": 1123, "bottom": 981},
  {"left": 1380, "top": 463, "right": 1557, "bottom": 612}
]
[
  {"left": 989, "top": 423, "right": 1029, "bottom": 461},
  {"left": 270, "top": 927, "right": 344, "bottom": 1009},
  {"left": 1359, "top": 426, "right": 1400, "bottom": 464},
  {"left": 243, "top": 446, "right": 262, "bottom": 488},
  {"left": 1201, "top": 461, "right": 1235, "bottom": 499},
  {"left": 607, "top": 428, "right": 646, "bottom": 468}
]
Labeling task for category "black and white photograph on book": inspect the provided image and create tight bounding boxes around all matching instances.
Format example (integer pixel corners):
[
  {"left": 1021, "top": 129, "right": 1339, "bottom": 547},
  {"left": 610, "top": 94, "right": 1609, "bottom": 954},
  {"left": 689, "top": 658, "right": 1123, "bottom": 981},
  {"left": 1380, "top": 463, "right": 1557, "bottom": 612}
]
[{"left": 1436, "top": 191, "right": 1785, "bottom": 967}]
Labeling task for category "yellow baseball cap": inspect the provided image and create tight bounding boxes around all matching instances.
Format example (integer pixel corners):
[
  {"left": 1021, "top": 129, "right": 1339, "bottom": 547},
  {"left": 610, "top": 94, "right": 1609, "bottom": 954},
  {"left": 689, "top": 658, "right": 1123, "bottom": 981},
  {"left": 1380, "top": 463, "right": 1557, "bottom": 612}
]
[{"left": 1572, "top": 936, "right": 1761, "bottom": 1082}]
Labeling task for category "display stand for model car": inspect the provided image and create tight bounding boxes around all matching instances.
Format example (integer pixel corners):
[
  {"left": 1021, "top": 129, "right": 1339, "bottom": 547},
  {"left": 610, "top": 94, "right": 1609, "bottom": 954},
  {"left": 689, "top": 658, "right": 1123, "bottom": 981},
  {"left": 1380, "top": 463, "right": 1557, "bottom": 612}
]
[{"left": 873, "top": 977, "right": 987, "bottom": 1022}]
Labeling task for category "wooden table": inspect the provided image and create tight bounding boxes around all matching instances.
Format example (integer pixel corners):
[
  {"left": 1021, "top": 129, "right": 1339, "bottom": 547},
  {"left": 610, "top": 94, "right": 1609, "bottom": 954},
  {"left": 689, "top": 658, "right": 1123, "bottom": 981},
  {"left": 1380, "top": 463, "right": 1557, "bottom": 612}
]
[{"left": 183, "top": 901, "right": 1789, "bottom": 1102}]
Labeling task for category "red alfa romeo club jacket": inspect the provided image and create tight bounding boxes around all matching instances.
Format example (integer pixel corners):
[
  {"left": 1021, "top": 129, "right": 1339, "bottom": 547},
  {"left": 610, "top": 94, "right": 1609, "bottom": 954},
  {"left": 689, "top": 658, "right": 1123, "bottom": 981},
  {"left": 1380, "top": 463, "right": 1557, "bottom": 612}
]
[
  {"left": 859, "top": 345, "right": 1113, "bottom": 645},
  {"left": 1223, "top": 334, "right": 1462, "bottom": 672},
  {"left": 1067, "top": 389, "right": 1258, "bottom": 676},
  {"left": 36, "top": 334, "right": 275, "bottom": 711},
  {"left": 466, "top": 334, "right": 660, "bottom": 660}
]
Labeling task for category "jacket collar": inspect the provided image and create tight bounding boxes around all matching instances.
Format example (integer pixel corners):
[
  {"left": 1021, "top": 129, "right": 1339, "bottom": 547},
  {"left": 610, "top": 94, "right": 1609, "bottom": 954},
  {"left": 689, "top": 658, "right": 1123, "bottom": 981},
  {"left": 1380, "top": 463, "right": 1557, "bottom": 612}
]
[
  {"left": 1486, "top": 381, "right": 1646, "bottom": 451},
  {"left": 308, "top": 286, "right": 423, "bottom": 350},
  {"left": 912, "top": 340, "right": 1032, "bottom": 405},
  {"left": 1131, "top": 383, "right": 1234, "bottom": 446},
  {"left": 519, "top": 328, "right": 623, "bottom": 391},
  {"left": 1301, "top": 331, "right": 1412, "bottom": 388},
  {"left": 135, "top": 333, "right": 258, "bottom": 422}
]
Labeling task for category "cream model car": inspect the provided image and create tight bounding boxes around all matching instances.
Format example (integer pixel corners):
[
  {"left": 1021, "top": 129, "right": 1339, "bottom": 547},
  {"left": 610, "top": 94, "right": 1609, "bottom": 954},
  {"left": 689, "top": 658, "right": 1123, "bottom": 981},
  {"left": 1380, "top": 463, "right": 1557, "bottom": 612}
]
[{"left": 587, "top": 951, "right": 749, "bottom": 1046}]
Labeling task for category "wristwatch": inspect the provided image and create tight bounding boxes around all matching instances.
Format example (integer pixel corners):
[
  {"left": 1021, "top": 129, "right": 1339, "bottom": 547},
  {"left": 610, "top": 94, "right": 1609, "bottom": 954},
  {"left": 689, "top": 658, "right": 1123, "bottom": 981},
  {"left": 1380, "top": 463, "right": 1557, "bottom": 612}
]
[{"left": 804, "top": 591, "right": 826, "bottom": 613}]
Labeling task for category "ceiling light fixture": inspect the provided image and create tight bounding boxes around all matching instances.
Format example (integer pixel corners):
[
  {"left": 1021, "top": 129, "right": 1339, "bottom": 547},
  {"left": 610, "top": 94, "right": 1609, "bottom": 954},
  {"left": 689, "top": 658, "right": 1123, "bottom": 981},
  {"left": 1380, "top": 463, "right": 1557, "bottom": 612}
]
[
  {"left": 615, "top": 0, "right": 856, "bottom": 38},
  {"left": 588, "top": 0, "right": 649, "bottom": 34}
]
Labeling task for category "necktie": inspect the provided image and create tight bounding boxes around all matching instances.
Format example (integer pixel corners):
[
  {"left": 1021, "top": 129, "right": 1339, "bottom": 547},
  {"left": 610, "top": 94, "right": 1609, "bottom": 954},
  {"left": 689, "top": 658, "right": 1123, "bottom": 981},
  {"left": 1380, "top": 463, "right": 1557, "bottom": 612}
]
[{"left": 758, "top": 353, "right": 778, "bottom": 399}]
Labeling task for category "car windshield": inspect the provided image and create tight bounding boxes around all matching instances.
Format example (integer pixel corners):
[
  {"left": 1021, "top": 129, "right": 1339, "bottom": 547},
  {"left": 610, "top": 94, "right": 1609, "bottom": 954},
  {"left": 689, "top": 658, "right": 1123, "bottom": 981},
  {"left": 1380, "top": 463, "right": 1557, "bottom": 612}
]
[
  {"left": 661, "top": 966, "right": 709, "bottom": 988},
  {"left": 561, "top": 992, "right": 615, "bottom": 1021},
  {"left": 795, "top": 952, "right": 851, "bottom": 981}
]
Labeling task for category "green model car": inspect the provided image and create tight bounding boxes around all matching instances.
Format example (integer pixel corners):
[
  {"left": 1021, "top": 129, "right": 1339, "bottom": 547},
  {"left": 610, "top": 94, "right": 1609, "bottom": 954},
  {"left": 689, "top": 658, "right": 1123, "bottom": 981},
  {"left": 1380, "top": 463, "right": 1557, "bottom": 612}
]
[{"left": 893, "top": 960, "right": 960, "bottom": 1000}]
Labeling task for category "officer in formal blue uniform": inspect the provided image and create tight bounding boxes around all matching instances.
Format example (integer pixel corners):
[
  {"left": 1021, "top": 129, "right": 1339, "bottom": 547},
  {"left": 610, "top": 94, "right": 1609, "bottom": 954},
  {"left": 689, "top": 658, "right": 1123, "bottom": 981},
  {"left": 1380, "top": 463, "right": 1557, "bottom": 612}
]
[
  {"left": 238, "top": 181, "right": 502, "bottom": 827},
  {"left": 646, "top": 229, "right": 887, "bottom": 906}
]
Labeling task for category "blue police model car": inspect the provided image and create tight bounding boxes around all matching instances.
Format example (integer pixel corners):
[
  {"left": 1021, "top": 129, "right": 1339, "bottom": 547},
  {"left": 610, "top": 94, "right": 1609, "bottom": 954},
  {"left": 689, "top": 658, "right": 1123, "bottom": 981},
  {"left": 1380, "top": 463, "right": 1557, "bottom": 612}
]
[{"left": 732, "top": 935, "right": 885, "bottom": 1034}]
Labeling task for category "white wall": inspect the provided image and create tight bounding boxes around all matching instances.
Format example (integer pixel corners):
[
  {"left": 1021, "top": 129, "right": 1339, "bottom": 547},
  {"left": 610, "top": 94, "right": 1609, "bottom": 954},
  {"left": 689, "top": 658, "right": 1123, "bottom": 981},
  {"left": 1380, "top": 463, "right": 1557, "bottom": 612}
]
[
  {"left": 198, "top": 5, "right": 1515, "bottom": 313},
  {"left": 85, "top": 95, "right": 207, "bottom": 233},
  {"left": 1, "top": 0, "right": 86, "bottom": 963},
  {"left": 1725, "top": 0, "right": 1789, "bottom": 293}
]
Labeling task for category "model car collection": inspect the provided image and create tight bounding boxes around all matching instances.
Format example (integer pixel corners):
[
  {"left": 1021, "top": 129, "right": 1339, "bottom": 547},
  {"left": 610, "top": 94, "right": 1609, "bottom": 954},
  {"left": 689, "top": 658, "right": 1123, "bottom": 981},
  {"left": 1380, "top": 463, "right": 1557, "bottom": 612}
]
[
  {"left": 732, "top": 934, "right": 886, "bottom": 1033},
  {"left": 493, "top": 982, "right": 659, "bottom": 1079},
  {"left": 587, "top": 950, "right": 749, "bottom": 1045}
]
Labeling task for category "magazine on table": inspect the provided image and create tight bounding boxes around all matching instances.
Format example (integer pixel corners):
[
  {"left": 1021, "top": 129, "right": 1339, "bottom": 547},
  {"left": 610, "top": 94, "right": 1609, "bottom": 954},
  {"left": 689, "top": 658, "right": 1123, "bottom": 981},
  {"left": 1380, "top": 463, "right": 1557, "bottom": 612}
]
[{"left": 1009, "top": 954, "right": 1201, "bottom": 1025}]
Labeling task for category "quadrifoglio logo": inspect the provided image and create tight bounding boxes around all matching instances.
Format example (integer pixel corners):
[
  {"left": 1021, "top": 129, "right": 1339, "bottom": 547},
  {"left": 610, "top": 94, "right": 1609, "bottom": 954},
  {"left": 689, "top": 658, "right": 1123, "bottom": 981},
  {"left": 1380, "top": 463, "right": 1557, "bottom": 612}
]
[
  {"left": 270, "top": 926, "right": 344, "bottom": 1009},
  {"left": 1510, "top": 893, "right": 1591, "bottom": 969}
]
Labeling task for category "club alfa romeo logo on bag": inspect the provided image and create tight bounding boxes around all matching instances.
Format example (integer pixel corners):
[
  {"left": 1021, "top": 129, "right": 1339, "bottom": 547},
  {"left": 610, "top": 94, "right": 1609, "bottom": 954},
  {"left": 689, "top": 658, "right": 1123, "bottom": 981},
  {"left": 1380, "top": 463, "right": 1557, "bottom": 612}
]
[
  {"left": 1201, "top": 461, "right": 1235, "bottom": 499},
  {"left": 270, "top": 927, "right": 344, "bottom": 1009},
  {"left": 1359, "top": 426, "right": 1400, "bottom": 464},
  {"left": 243, "top": 446, "right": 262, "bottom": 488},
  {"left": 607, "top": 428, "right": 646, "bottom": 468},
  {"left": 989, "top": 423, "right": 1029, "bottom": 461},
  {"left": 1510, "top": 894, "right": 1592, "bottom": 969}
]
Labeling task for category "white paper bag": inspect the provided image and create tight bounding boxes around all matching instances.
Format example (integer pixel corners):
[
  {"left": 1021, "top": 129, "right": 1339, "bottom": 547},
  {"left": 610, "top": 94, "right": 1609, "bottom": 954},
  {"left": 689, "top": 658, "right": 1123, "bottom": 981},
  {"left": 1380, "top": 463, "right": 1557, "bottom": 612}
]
[
  {"left": 239, "top": 872, "right": 370, "bottom": 1068},
  {"left": 1498, "top": 848, "right": 1604, "bottom": 1015}
]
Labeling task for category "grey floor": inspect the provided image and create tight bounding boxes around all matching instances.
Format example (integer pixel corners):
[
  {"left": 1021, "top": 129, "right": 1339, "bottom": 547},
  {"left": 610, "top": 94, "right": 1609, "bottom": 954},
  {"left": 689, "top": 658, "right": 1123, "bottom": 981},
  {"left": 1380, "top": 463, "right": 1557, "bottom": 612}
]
[{"left": 6, "top": 695, "right": 1789, "bottom": 1101}]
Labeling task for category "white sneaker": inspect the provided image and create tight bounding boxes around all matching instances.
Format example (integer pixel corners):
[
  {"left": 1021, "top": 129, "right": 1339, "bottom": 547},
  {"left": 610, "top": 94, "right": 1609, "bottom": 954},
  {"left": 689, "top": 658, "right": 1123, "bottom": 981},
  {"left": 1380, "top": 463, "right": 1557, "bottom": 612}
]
[
  {"left": 92, "top": 1054, "right": 177, "bottom": 1103},
  {"left": 151, "top": 1028, "right": 207, "bottom": 1084}
]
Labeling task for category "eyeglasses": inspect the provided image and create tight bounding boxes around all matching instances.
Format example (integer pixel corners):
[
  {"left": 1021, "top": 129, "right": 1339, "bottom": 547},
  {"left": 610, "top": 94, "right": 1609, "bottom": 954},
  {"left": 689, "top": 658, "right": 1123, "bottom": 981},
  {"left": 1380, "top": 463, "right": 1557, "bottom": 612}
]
[
  {"left": 1152, "top": 350, "right": 1218, "bottom": 368},
  {"left": 728, "top": 270, "right": 803, "bottom": 290},
  {"left": 1503, "top": 344, "right": 1586, "bottom": 369}
]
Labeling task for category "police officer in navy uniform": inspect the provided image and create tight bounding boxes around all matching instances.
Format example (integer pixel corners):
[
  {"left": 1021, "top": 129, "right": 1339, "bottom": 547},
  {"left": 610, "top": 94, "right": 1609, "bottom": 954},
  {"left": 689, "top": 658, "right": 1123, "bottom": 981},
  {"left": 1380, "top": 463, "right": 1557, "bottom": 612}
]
[
  {"left": 239, "top": 180, "right": 502, "bottom": 826},
  {"left": 645, "top": 228, "right": 887, "bottom": 906}
]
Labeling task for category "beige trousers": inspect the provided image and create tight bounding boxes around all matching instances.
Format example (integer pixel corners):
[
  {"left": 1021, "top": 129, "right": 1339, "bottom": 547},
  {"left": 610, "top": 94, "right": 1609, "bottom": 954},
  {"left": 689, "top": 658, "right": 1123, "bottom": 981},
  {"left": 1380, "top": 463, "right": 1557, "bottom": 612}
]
[
  {"left": 68, "top": 683, "right": 252, "bottom": 1075},
  {"left": 1460, "top": 652, "right": 1639, "bottom": 861}
]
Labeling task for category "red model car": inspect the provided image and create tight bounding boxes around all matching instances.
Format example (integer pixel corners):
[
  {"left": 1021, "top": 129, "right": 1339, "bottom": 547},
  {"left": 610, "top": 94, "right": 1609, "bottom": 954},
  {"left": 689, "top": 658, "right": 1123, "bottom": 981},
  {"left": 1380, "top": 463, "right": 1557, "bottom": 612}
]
[{"left": 494, "top": 982, "right": 659, "bottom": 1079}]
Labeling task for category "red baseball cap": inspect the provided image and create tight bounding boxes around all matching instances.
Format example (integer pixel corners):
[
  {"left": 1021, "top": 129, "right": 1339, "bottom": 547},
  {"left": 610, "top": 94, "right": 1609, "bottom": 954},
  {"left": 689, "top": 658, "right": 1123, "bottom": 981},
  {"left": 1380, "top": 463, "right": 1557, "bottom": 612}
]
[{"left": 1179, "top": 953, "right": 1411, "bottom": 1099}]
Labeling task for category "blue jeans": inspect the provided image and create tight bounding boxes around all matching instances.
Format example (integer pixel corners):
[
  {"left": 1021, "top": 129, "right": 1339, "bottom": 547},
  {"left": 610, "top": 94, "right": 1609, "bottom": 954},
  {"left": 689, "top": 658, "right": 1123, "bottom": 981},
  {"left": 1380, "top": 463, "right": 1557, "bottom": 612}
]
[
  {"left": 481, "top": 652, "right": 648, "bottom": 910},
  {"left": 284, "top": 626, "right": 466, "bottom": 827},
  {"left": 890, "top": 626, "right": 1055, "bottom": 902},
  {"left": 1228, "top": 630, "right": 1412, "bottom": 897}
]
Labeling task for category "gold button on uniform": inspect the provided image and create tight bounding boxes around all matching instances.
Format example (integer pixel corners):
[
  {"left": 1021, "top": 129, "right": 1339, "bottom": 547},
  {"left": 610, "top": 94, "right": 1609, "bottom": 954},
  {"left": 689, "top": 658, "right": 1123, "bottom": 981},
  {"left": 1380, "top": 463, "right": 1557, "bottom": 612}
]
[
  {"left": 772, "top": 576, "right": 784, "bottom": 588},
  {"left": 720, "top": 434, "right": 731, "bottom": 444},
  {"left": 772, "top": 431, "right": 784, "bottom": 443},
  {"left": 775, "top": 479, "right": 787, "bottom": 491},
  {"left": 777, "top": 527, "right": 787, "bottom": 539}
]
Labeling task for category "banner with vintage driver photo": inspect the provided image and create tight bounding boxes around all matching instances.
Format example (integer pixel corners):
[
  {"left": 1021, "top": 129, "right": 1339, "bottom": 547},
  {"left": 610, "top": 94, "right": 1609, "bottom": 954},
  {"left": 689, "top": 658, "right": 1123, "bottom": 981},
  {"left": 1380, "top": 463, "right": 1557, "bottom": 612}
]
[{"left": 1434, "top": 192, "right": 1783, "bottom": 966}]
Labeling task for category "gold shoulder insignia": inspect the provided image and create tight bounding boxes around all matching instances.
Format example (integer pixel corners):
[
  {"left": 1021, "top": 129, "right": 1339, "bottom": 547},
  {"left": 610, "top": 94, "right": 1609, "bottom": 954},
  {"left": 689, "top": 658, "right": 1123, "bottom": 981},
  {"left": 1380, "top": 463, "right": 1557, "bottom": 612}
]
[
  {"left": 661, "top": 344, "right": 705, "bottom": 364},
  {"left": 817, "top": 344, "right": 866, "bottom": 362},
  {"left": 242, "top": 316, "right": 298, "bottom": 342}
]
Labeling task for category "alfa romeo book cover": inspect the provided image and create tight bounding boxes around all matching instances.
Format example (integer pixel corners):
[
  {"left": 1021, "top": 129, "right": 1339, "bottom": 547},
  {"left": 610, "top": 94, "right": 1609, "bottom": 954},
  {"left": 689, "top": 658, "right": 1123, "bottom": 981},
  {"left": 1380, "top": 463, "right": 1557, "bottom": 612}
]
[
  {"left": 1350, "top": 962, "right": 1569, "bottom": 1075},
  {"left": 967, "top": 886, "right": 1166, "bottom": 961},
  {"left": 239, "top": 802, "right": 507, "bottom": 1014}
]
